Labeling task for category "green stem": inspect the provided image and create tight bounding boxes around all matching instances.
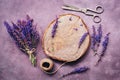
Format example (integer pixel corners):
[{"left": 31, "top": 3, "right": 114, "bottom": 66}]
[{"left": 29, "top": 53, "right": 37, "bottom": 66}]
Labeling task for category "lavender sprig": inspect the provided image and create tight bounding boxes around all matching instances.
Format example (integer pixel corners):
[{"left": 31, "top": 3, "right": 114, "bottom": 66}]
[
  {"left": 96, "top": 24, "right": 102, "bottom": 44},
  {"left": 78, "top": 32, "right": 88, "bottom": 48},
  {"left": 91, "top": 25, "right": 96, "bottom": 51},
  {"left": 60, "top": 66, "right": 89, "bottom": 78},
  {"left": 51, "top": 17, "right": 58, "bottom": 38},
  {"left": 101, "top": 32, "right": 110, "bottom": 56},
  {"left": 4, "top": 15, "right": 40, "bottom": 66},
  {"left": 96, "top": 33, "right": 110, "bottom": 65},
  {"left": 91, "top": 24, "right": 102, "bottom": 55}
]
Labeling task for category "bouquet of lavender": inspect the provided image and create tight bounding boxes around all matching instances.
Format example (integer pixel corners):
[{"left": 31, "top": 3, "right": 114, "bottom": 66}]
[{"left": 4, "top": 15, "right": 40, "bottom": 66}]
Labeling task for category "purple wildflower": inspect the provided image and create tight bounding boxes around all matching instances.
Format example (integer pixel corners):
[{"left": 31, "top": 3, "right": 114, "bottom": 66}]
[
  {"left": 91, "top": 25, "right": 96, "bottom": 51},
  {"left": 4, "top": 21, "right": 13, "bottom": 36},
  {"left": 96, "top": 33, "right": 110, "bottom": 65},
  {"left": 69, "top": 17, "right": 72, "bottom": 21},
  {"left": 91, "top": 24, "right": 102, "bottom": 56},
  {"left": 101, "top": 32, "right": 110, "bottom": 56},
  {"left": 51, "top": 17, "right": 58, "bottom": 38},
  {"left": 95, "top": 24, "right": 102, "bottom": 44},
  {"left": 60, "top": 66, "right": 89, "bottom": 78},
  {"left": 73, "top": 28, "right": 78, "bottom": 31},
  {"left": 73, "top": 66, "right": 89, "bottom": 73},
  {"left": 78, "top": 32, "right": 88, "bottom": 48},
  {"left": 4, "top": 15, "right": 40, "bottom": 66}
]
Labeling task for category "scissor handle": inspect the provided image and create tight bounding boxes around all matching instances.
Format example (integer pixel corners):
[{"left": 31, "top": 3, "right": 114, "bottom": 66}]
[
  {"left": 93, "top": 15, "right": 101, "bottom": 23},
  {"left": 95, "top": 6, "right": 104, "bottom": 14},
  {"left": 86, "top": 6, "right": 104, "bottom": 14}
]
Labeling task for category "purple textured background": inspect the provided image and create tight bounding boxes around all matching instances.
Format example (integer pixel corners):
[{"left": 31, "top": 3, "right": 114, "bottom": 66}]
[{"left": 0, "top": 0, "right": 120, "bottom": 80}]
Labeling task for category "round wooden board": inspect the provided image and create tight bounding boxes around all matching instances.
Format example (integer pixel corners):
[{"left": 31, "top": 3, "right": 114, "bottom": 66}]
[{"left": 42, "top": 14, "right": 90, "bottom": 62}]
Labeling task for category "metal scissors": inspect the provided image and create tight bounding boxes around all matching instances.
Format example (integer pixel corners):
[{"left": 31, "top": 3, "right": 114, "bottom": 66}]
[{"left": 62, "top": 4, "right": 104, "bottom": 23}]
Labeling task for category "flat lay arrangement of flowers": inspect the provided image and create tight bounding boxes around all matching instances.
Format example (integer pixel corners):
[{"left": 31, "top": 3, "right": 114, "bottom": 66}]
[{"left": 0, "top": 0, "right": 119, "bottom": 80}]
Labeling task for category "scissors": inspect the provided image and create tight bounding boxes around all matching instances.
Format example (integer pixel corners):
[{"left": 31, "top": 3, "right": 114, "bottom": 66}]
[{"left": 62, "top": 5, "right": 104, "bottom": 23}]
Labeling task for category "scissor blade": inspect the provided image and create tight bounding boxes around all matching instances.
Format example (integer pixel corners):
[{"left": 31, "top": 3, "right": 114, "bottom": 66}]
[
  {"left": 62, "top": 5, "right": 80, "bottom": 12},
  {"left": 62, "top": 5, "right": 87, "bottom": 13},
  {"left": 63, "top": 4, "right": 79, "bottom": 9}
]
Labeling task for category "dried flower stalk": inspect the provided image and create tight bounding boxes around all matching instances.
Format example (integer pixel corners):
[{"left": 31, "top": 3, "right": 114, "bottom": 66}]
[
  {"left": 96, "top": 32, "right": 110, "bottom": 65},
  {"left": 60, "top": 66, "right": 89, "bottom": 78},
  {"left": 4, "top": 15, "right": 40, "bottom": 66},
  {"left": 51, "top": 17, "right": 58, "bottom": 38},
  {"left": 91, "top": 24, "right": 102, "bottom": 55},
  {"left": 78, "top": 32, "right": 88, "bottom": 48}
]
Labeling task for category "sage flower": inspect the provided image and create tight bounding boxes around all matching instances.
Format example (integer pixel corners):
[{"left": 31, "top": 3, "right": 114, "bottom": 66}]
[
  {"left": 78, "top": 32, "right": 88, "bottom": 48},
  {"left": 96, "top": 32, "right": 110, "bottom": 65},
  {"left": 4, "top": 15, "right": 40, "bottom": 66},
  {"left": 101, "top": 32, "right": 110, "bottom": 56},
  {"left": 91, "top": 24, "right": 102, "bottom": 55},
  {"left": 51, "top": 17, "right": 58, "bottom": 38},
  {"left": 95, "top": 24, "right": 102, "bottom": 44},
  {"left": 60, "top": 66, "right": 89, "bottom": 78},
  {"left": 91, "top": 25, "right": 96, "bottom": 51}
]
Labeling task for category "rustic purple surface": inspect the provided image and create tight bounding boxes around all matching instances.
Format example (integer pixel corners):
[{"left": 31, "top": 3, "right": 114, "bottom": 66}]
[{"left": 0, "top": 0, "right": 120, "bottom": 80}]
